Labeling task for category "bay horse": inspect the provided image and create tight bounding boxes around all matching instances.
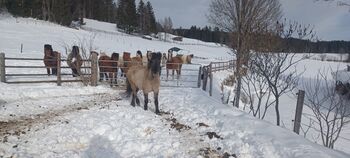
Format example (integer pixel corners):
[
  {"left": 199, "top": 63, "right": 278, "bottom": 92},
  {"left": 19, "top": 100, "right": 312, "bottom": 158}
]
[
  {"left": 43, "top": 44, "right": 59, "bottom": 76},
  {"left": 98, "top": 52, "right": 119, "bottom": 87},
  {"left": 126, "top": 52, "right": 162, "bottom": 114},
  {"left": 166, "top": 53, "right": 194, "bottom": 80}
]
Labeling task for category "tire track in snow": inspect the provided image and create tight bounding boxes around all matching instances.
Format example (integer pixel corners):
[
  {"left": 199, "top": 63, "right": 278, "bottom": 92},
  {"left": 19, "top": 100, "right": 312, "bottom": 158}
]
[{"left": 0, "top": 93, "right": 119, "bottom": 143}]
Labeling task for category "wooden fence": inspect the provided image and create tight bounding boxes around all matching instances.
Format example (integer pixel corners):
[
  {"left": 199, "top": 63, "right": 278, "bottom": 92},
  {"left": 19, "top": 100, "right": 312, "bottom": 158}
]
[
  {"left": 201, "top": 60, "right": 235, "bottom": 96},
  {"left": 0, "top": 52, "right": 98, "bottom": 86},
  {"left": 0, "top": 52, "right": 203, "bottom": 88}
]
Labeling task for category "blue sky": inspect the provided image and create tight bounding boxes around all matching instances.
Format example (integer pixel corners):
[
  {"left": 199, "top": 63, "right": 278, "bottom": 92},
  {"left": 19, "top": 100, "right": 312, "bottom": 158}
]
[{"left": 146, "top": 0, "right": 350, "bottom": 41}]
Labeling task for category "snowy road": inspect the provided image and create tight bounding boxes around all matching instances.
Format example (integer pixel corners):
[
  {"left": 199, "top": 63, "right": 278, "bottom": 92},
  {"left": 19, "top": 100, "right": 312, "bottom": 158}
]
[{"left": 1, "top": 86, "right": 348, "bottom": 158}]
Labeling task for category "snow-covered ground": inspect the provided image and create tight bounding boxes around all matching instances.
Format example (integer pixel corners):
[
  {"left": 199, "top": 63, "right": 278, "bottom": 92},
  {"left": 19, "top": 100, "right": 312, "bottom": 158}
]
[{"left": 1, "top": 14, "right": 350, "bottom": 157}]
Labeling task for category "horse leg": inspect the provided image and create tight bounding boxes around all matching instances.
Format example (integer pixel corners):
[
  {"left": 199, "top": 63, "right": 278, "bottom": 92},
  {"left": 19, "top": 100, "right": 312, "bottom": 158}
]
[
  {"left": 166, "top": 69, "right": 169, "bottom": 81},
  {"left": 131, "top": 92, "right": 136, "bottom": 107},
  {"left": 46, "top": 68, "right": 50, "bottom": 76},
  {"left": 154, "top": 92, "right": 160, "bottom": 114},
  {"left": 99, "top": 69, "right": 103, "bottom": 81},
  {"left": 143, "top": 92, "right": 148, "bottom": 111},
  {"left": 172, "top": 69, "right": 175, "bottom": 79},
  {"left": 109, "top": 72, "right": 113, "bottom": 87},
  {"left": 135, "top": 88, "right": 140, "bottom": 106},
  {"left": 52, "top": 67, "right": 57, "bottom": 75}
]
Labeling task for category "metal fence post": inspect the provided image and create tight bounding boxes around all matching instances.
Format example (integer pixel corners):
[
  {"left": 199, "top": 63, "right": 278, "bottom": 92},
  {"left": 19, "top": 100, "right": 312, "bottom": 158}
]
[
  {"left": 209, "top": 63, "right": 213, "bottom": 96},
  {"left": 0, "top": 53, "right": 6, "bottom": 83},
  {"left": 90, "top": 52, "right": 98, "bottom": 86},
  {"left": 56, "top": 53, "right": 62, "bottom": 86},
  {"left": 202, "top": 66, "right": 208, "bottom": 91},
  {"left": 197, "top": 66, "right": 202, "bottom": 88},
  {"left": 293, "top": 90, "right": 305, "bottom": 135}
]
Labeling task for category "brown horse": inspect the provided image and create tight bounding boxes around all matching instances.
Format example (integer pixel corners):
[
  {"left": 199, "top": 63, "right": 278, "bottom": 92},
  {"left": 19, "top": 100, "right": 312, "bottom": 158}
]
[
  {"left": 43, "top": 44, "right": 59, "bottom": 76},
  {"left": 98, "top": 52, "right": 119, "bottom": 87},
  {"left": 166, "top": 53, "right": 194, "bottom": 80},
  {"left": 126, "top": 52, "right": 162, "bottom": 114}
]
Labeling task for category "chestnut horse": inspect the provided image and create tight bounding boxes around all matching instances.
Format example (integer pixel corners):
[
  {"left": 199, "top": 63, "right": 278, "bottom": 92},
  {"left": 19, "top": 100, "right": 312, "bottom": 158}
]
[
  {"left": 126, "top": 52, "right": 162, "bottom": 114},
  {"left": 166, "top": 53, "right": 194, "bottom": 80},
  {"left": 98, "top": 52, "right": 119, "bottom": 87},
  {"left": 43, "top": 44, "right": 59, "bottom": 76}
]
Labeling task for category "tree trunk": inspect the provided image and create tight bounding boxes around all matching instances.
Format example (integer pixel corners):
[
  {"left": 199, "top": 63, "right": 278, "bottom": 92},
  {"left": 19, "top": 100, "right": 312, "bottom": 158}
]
[{"left": 275, "top": 96, "right": 280, "bottom": 126}]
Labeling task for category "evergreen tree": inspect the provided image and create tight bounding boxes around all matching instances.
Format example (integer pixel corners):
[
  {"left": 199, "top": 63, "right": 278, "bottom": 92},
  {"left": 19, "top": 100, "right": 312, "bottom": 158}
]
[
  {"left": 137, "top": 0, "right": 146, "bottom": 34},
  {"left": 117, "top": 0, "right": 137, "bottom": 33},
  {"left": 146, "top": 1, "right": 157, "bottom": 34}
]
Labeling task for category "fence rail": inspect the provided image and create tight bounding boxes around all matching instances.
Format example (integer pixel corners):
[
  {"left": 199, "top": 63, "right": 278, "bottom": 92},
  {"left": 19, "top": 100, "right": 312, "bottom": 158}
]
[
  {"left": 0, "top": 52, "right": 203, "bottom": 89},
  {"left": 0, "top": 52, "right": 95, "bottom": 86},
  {"left": 201, "top": 60, "right": 235, "bottom": 96}
]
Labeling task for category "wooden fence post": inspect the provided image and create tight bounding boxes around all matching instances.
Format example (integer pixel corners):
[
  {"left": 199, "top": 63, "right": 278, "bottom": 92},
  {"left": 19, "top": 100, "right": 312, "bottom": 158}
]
[
  {"left": 209, "top": 63, "right": 213, "bottom": 96},
  {"left": 197, "top": 66, "right": 202, "bottom": 88},
  {"left": 56, "top": 53, "right": 61, "bottom": 86},
  {"left": 0, "top": 53, "right": 6, "bottom": 83},
  {"left": 90, "top": 52, "right": 98, "bottom": 86},
  {"left": 293, "top": 90, "right": 305, "bottom": 135}
]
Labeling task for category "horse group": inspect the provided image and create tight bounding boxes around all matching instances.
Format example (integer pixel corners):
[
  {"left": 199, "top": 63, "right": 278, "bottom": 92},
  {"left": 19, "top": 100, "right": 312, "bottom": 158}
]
[
  {"left": 44, "top": 44, "right": 83, "bottom": 77},
  {"left": 98, "top": 51, "right": 194, "bottom": 85},
  {"left": 97, "top": 50, "right": 194, "bottom": 114},
  {"left": 44, "top": 47, "right": 194, "bottom": 114}
]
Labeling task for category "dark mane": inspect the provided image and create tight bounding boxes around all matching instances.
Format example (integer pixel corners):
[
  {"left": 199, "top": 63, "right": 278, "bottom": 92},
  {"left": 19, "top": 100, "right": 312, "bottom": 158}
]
[{"left": 149, "top": 52, "right": 162, "bottom": 75}]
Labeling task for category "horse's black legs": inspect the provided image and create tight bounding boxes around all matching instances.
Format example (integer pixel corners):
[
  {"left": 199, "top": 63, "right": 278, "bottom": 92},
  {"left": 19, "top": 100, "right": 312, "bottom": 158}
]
[
  {"left": 135, "top": 89, "right": 140, "bottom": 106},
  {"left": 154, "top": 92, "right": 160, "bottom": 114},
  {"left": 131, "top": 93, "right": 136, "bottom": 107},
  {"left": 143, "top": 93, "right": 148, "bottom": 111},
  {"left": 46, "top": 68, "right": 51, "bottom": 76},
  {"left": 99, "top": 72, "right": 104, "bottom": 81},
  {"left": 52, "top": 68, "right": 57, "bottom": 75},
  {"left": 166, "top": 69, "right": 169, "bottom": 81}
]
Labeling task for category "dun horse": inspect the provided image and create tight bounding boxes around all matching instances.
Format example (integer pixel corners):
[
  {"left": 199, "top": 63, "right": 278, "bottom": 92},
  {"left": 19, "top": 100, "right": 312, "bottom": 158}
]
[
  {"left": 166, "top": 52, "right": 194, "bottom": 80},
  {"left": 98, "top": 52, "right": 119, "bottom": 87},
  {"left": 126, "top": 52, "right": 162, "bottom": 114},
  {"left": 43, "top": 44, "right": 59, "bottom": 76}
]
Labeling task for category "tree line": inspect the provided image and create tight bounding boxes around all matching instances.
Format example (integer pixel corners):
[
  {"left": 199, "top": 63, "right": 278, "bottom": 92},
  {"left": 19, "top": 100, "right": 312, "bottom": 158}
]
[
  {"left": 175, "top": 25, "right": 350, "bottom": 54},
  {"left": 0, "top": 0, "right": 157, "bottom": 35}
]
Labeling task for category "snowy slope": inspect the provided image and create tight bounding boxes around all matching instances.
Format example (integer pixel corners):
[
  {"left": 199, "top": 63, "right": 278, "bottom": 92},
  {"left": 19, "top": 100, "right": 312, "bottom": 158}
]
[{"left": 1, "top": 15, "right": 350, "bottom": 157}]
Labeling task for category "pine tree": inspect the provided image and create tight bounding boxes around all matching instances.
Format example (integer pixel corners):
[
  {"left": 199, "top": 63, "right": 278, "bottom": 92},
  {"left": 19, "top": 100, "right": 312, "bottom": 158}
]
[
  {"left": 146, "top": 1, "right": 156, "bottom": 33},
  {"left": 117, "top": 0, "right": 137, "bottom": 33},
  {"left": 137, "top": 0, "right": 146, "bottom": 34}
]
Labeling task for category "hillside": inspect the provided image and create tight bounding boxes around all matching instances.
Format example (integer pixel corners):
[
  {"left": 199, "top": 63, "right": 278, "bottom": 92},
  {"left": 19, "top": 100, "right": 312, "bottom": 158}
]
[{"left": 0, "top": 15, "right": 349, "bottom": 157}]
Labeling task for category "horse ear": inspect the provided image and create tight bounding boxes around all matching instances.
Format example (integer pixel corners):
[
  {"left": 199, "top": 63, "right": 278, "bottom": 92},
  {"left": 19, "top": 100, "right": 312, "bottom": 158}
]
[{"left": 190, "top": 54, "right": 194, "bottom": 58}]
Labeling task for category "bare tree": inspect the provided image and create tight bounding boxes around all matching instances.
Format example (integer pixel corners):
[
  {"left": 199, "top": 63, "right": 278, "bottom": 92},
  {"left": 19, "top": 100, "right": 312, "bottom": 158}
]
[
  {"left": 241, "top": 59, "right": 275, "bottom": 119},
  {"left": 208, "top": 0, "right": 282, "bottom": 108},
  {"left": 161, "top": 17, "right": 173, "bottom": 41},
  {"left": 304, "top": 69, "right": 350, "bottom": 149}
]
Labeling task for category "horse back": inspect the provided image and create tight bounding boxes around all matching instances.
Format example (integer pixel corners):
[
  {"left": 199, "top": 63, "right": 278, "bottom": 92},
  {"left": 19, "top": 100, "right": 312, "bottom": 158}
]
[{"left": 166, "top": 56, "right": 182, "bottom": 69}]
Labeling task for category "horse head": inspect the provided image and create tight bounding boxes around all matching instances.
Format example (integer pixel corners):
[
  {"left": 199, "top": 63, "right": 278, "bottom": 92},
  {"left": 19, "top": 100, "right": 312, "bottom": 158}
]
[
  {"left": 72, "top": 45, "right": 79, "bottom": 57},
  {"left": 44, "top": 44, "right": 53, "bottom": 56},
  {"left": 186, "top": 54, "right": 194, "bottom": 64},
  {"left": 148, "top": 52, "right": 162, "bottom": 76},
  {"left": 136, "top": 50, "right": 143, "bottom": 59},
  {"left": 111, "top": 52, "right": 119, "bottom": 61}
]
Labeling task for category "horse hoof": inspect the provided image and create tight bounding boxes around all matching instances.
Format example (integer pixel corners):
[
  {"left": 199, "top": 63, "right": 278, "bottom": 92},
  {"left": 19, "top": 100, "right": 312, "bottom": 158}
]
[
  {"left": 155, "top": 111, "right": 160, "bottom": 115},
  {"left": 144, "top": 108, "right": 148, "bottom": 111}
]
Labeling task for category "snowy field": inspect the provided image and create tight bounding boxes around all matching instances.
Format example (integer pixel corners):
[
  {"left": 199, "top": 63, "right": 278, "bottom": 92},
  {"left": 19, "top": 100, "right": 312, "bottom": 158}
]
[{"left": 1, "top": 14, "right": 350, "bottom": 157}]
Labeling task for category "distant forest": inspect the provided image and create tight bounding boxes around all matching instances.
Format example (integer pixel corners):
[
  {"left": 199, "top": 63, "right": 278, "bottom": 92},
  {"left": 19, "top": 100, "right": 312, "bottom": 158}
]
[
  {"left": 175, "top": 26, "right": 350, "bottom": 54},
  {"left": 0, "top": 0, "right": 349, "bottom": 53}
]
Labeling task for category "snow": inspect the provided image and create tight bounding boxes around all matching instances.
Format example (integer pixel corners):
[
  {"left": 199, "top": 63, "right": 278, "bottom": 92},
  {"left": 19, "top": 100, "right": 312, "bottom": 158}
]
[{"left": 1, "top": 14, "right": 350, "bottom": 157}]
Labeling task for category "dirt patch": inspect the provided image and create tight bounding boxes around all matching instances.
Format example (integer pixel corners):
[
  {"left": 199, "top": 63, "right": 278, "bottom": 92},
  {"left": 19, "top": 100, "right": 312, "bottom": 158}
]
[
  {"left": 199, "top": 147, "right": 236, "bottom": 158},
  {"left": 196, "top": 122, "right": 209, "bottom": 128},
  {"left": 206, "top": 132, "right": 223, "bottom": 140},
  {"left": 165, "top": 117, "right": 191, "bottom": 132}
]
